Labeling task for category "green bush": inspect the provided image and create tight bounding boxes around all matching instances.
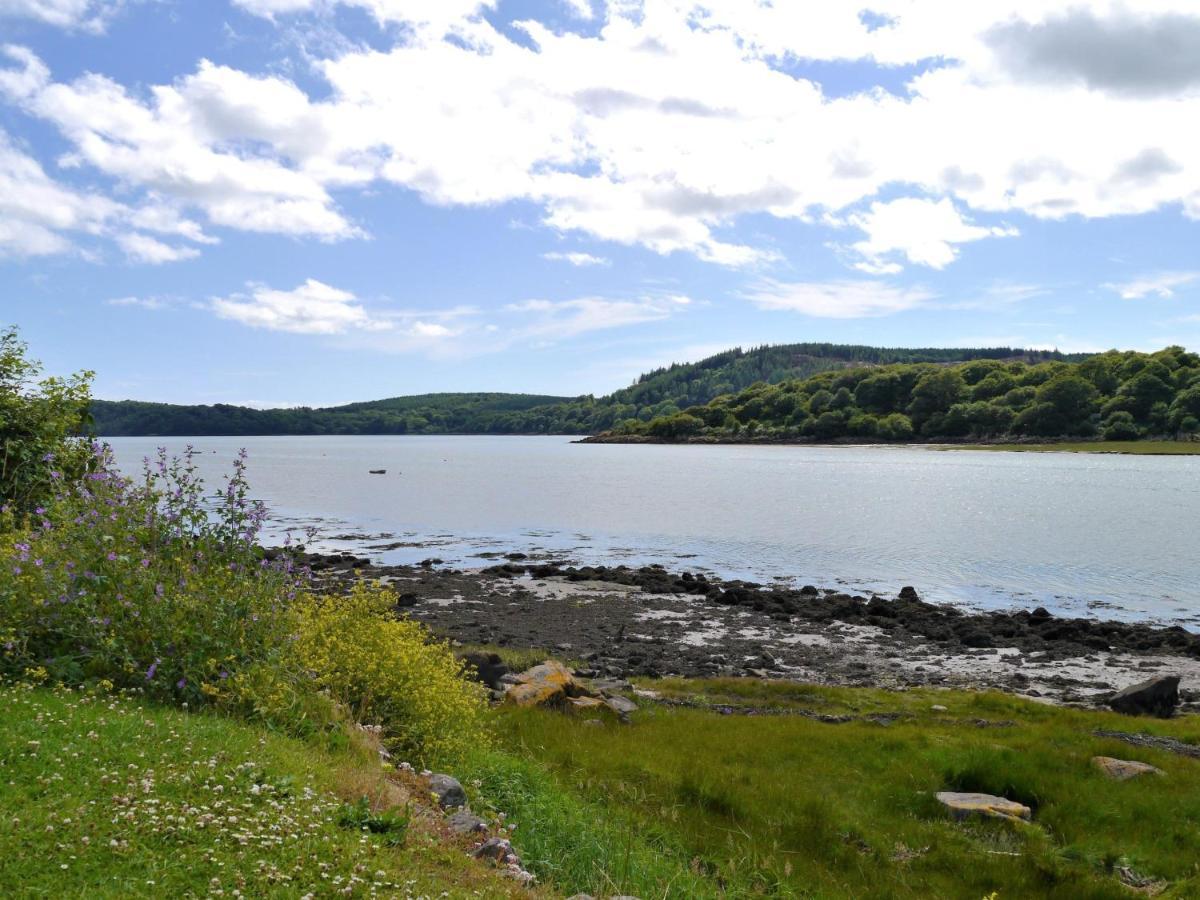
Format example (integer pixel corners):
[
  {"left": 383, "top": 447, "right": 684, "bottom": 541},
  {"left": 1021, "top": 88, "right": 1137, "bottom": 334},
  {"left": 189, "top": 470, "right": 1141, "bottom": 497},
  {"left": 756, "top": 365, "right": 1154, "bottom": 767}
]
[{"left": 0, "top": 327, "right": 94, "bottom": 517}]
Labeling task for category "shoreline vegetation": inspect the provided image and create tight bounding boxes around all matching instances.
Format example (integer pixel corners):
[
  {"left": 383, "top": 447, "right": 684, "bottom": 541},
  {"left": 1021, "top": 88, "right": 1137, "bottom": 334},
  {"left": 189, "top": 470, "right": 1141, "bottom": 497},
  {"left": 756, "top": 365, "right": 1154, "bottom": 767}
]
[
  {"left": 578, "top": 434, "right": 1200, "bottom": 454},
  {"left": 6, "top": 326, "right": 1200, "bottom": 898}
]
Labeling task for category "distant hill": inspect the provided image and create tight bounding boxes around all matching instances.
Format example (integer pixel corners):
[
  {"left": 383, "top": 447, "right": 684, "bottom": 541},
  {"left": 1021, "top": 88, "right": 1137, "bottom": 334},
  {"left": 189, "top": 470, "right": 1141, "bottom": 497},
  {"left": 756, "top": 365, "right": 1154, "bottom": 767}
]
[{"left": 91, "top": 343, "right": 1088, "bottom": 436}]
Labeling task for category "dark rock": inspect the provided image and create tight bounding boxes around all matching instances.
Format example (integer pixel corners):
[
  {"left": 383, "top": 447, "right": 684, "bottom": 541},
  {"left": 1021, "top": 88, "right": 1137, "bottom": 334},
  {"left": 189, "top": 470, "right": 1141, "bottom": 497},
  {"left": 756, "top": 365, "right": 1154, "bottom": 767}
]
[
  {"left": 898, "top": 586, "right": 919, "bottom": 600},
  {"left": 446, "top": 809, "right": 488, "bottom": 835},
  {"left": 460, "top": 652, "right": 509, "bottom": 690},
  {"left": 1108, "top": 676, "right": 1181, "bottom": 718},
  {"left": 472, "top": 837, "right": 513, "bottom": 863},
  {"left": 428, "top": 774, "right": 467, "bottom": 810}
]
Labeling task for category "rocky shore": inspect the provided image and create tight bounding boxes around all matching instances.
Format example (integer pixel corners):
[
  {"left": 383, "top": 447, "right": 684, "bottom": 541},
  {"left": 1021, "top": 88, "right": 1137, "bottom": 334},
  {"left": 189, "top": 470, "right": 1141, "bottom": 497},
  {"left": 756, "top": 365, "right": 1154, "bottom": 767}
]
[{"left": 294, "top": 551, "right": 1200, "bottom": 712}]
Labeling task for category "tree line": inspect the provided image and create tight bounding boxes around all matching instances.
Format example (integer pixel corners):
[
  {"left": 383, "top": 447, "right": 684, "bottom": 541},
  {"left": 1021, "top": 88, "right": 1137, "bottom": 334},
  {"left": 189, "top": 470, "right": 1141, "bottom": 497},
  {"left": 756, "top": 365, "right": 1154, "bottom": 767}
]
[
  {"left": 613, "top": 347, "right": 1200, "bottom": 443},
  {"left": 90, "top": 343, "right": 1081, "bottom": 436}
]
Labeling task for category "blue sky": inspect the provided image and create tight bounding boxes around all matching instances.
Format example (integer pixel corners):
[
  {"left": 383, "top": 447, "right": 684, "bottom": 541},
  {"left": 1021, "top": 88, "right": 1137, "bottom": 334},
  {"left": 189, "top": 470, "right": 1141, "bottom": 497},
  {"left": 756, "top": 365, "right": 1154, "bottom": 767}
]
[{"left": 3, "top": 0, "right": 1200, "bottom": 406}]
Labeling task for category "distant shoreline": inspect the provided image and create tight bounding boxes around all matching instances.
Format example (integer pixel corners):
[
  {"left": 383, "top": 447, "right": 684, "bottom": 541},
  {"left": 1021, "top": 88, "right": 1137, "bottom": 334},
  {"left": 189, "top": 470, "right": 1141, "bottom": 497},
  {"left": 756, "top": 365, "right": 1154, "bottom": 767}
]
[{"left": 577, "top": 435, "right": 1200, "bottom": 455}]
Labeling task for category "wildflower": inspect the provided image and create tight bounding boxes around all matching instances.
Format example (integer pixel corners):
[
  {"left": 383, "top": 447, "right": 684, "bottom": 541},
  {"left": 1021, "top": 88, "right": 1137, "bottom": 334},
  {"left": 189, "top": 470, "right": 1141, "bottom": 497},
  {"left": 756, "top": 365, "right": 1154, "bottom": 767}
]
[{"left": 146, "top": 660, "right": 159, "bottom": 681}]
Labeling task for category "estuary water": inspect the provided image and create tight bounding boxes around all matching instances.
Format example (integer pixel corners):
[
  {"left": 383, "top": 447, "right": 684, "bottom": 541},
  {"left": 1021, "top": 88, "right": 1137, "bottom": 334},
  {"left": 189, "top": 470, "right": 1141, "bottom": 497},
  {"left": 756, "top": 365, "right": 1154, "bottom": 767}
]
[{"left": 106, "top": 436, "right": 1200, "bottom": 625}]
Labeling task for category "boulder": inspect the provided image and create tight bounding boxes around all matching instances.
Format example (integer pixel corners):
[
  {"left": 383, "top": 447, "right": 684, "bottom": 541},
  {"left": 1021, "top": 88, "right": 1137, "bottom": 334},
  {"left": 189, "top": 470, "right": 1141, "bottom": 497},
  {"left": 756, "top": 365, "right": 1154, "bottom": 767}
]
[
  {"left": 428, "top": 774, "right": 467, "bottom": 810},
  {"left": 935, "top": 791, "right": 1032, "bottom": 822},
  {"left": 461, "top": 652, "right": 509, "bottom": 691},
  {"left": 1092, "top": 756, "right": 1164, "bottom": 781},
  {"left": 446, "top": 809, "right": 488, "bottom": 835},
  {"left": 505, "top": 660, "right": 588, "bottom": 707},
  {"left": 1108, "top": 675, "right": 1180, "bottom": 718}
]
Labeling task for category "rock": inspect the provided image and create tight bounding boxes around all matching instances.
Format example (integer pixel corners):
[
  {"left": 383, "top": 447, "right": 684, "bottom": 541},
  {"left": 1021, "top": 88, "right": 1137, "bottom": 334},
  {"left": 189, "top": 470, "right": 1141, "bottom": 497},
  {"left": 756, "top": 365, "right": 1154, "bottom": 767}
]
[
  {"left": 935, "top": 791, "right": 1032, "bottom": 822},
  {"left": 566, "top": 895, "right": 597, "bottom": 900},
  {"left": 446, "top": 809, "right": 488, "bottom": 834},
  {"left": 931, "top": 704, "right": 948, "bottom": 712},
  {"left": 590, "top": 677, "right": 633, "bottom": 694},
  {"left": 633, "top": 688, "right": 660, "bottom": 700},
  {"left": 1108, "top": 675, "right": 1180, "bottom": 718},
  {"left": 472, "top": 837, "right": 513, "bottom": 863},
  {"left": 505, "top": 660, "right": 589, "bottom": 707},
  {"left": 428, "top": 774, "right": 467, "bottom": 810},
  {"left": 461, "top": 651, "right": 509, "bottom": 690},
  {"left": 567, "top": 696, "right": 607, "bottom": 711},
  {"left": 1092, "top": 756, "right": 1164, "bottom": 780},
  {"left": 899, "top": 586, "right": 919, "bottom": 600},
  {"left": 604, "top": 695, "right": 638, "bottom": 717}
]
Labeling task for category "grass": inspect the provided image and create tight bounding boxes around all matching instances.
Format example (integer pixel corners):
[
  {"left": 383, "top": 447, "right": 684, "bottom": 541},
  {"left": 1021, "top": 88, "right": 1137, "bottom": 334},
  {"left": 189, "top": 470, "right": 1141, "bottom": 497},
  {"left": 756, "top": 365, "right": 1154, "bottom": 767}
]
[
  {"left": 473, "top": 678, "right": 1200, "bottom": 899},
  {"left": 941, "top": 440, "right": 1200, "bottom": 455},
  {"left": 0, "top": 682, "right": 537, "bottom": 899}
]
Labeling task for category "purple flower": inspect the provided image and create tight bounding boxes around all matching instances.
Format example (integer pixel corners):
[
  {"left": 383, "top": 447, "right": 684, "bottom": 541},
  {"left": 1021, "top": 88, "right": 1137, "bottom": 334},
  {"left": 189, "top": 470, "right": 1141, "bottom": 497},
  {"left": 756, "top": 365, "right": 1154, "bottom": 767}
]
[
  {"left": 106, "top": 552, "right": 117, "bottom": 562},
  {"left": 176, "top": 678, "right": 187, "bottom": 690},
  {"left": 140, "top": 558, "right": 150, "bottom": 568},
  {"left": 145, "top": 659, "right": 159, "bottom": 680}
]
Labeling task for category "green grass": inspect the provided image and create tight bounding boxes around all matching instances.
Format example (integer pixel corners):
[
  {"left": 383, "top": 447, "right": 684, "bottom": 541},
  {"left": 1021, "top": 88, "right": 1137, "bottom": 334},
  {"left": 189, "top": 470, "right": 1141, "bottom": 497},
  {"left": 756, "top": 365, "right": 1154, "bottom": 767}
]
[
  {"left": 474, "top": 678, "right": 1200, "bottom": 899},
  {"left": 942, "top": 440, "right": 1200, "bottom": 455},
  {"left": 0, "top": 682, "right": 534, "bottom": 899}
]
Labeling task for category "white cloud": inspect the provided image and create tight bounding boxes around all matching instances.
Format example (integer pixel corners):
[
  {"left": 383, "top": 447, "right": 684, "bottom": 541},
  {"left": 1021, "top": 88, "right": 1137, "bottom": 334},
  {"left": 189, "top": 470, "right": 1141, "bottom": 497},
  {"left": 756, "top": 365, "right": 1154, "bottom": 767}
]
[
  {"left": 7, "top": 2, "right": 1200, "bottom": 270},
  {"left": 1105, "top": 271, "right": 1200, "bottom": 299},
  {"left": 211, "top": 279, "right": 393, "bottom": 335},
  {"left": 542, "top": 250, "right": 610, "bottom": 267},
  {"left": 115, "top": 233, "right": 201, "bottom": 264},
  {"left": 846, "top": 198, "right": 1018, "bottom": 272},
  {"left": 0, "top": 0, "right": 114, "bottom": 32},
  {"left": 106, "top": 295, "right": 171, "bottom": 310},
  {"left": 744, "top": 280, "right": 936, "bottom": 318},
  {"left": 505, "top": 294, "right": 691, "bottom": 340}
]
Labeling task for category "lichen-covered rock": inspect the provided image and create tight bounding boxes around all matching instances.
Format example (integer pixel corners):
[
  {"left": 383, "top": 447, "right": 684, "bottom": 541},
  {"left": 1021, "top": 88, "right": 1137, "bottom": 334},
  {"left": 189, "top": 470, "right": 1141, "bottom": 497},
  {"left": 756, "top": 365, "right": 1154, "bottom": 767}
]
[
  {"left": 935, "top": 791, "right": 1031, "bottom": 822},
  {"left": 1092, "top": 756, "right": 1164, "bottom": 780},
  {"left": 428, "top": 773, "right": 467, "bottom": 810},
  {"left": 1108, "top": 676, "right": 1180, "bottom": 718},
  {"left": 567, "top": 696, "right": 607, "bottom": 711},
  {"left": 505, "top": 660, "right": 588, "bottom": 707}
]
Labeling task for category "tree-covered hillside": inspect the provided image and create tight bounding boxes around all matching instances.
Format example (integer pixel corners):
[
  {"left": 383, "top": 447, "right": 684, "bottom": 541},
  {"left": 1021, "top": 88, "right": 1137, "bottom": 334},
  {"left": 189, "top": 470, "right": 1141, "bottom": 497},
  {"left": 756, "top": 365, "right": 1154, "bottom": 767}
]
[
  {"left": 91, "top": 343, "right": 1083, "bottom": 436},
  {"left": 605, "top": 347, "right": 1200, "bottom": 443}
]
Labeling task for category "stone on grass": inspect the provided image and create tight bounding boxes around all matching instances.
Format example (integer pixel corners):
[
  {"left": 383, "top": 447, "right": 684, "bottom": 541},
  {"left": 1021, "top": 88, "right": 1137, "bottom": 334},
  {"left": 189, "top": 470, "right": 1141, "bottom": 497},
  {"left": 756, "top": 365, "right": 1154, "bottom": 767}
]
[
  {"left": 446, "top": 809, "right": 488, "bottom": 835},
  {"left": 935, "top": 791, "right": 1032, "bottom": 822},
  {"left": 1108, "top": 676, "right": 1180, "bottom": 718},
  {"left": 460, "top": 652, "right": 509, "bottom": 690},
  {"left": 567, "top": 696, "right": 606, "bottom": 711},
  {"left": 428, "top": 774, "right": 467, "bottom": 810},
  {"left": 604, "top": 695, "right": 639, "bottom": 717},
  {"left": 1092, "top": 756, "right": 1164, "bottom": 780},
  {"left": 472, "top": 836, "right": 514, "bottom": 863},
  {"left": 505, "top": 660, "right": 589, "bottom": 707}
]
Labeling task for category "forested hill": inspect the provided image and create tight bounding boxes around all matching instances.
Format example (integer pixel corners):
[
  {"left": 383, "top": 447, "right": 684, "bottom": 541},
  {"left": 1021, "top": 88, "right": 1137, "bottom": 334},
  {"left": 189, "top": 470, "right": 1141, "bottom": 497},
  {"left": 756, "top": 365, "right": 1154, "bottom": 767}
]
[
  {"left": 90, "top": 343, "right": 1084, "bottom": 436},
  {"left": 595, "top": 346, "right": 1200, "bottom": 443}
]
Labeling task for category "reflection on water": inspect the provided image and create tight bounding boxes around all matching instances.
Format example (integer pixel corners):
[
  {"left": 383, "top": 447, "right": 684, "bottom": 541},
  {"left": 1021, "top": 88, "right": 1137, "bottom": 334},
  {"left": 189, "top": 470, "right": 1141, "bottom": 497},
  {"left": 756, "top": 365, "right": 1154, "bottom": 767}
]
[{"left": 106, "top": 435, "right": 1200, "bottom": 625}]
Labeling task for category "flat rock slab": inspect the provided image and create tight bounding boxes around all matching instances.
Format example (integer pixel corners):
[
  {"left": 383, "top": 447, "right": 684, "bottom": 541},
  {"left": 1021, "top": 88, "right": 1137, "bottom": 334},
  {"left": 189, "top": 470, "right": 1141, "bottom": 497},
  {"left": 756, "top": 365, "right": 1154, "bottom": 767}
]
[
  {"left": 1092, "top": 756, "right": 1164, "bottom": 780},
  {"left": 936, "top": 791, "right": 1032, "bottom": 822}
]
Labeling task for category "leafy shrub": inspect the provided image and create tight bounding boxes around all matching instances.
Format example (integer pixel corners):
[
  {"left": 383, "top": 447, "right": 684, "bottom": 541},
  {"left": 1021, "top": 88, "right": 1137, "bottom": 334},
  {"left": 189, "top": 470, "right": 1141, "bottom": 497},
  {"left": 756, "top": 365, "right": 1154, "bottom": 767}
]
[
  {"left": 0, "top": 444, "right": 311, "bottom": 719},
  {"left": 0, "top": 328, "right": 94, "bottom": 517},
  {"left": 293, "top": 583, "right": 490, "bottom": 765}
]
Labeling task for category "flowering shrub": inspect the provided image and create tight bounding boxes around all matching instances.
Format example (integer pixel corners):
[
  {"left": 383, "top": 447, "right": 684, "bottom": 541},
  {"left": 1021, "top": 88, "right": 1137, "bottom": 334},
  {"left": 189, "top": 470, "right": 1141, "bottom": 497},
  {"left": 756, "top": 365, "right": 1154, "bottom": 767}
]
[
  {"left": 293, "top": 583, "right": 490, "bottom": 765},
  {"left": 1, "top": 438, "right": 488, "bottom": 764},
  {"left": 0, "top": 443, "right": 307, "bottom": 717}
]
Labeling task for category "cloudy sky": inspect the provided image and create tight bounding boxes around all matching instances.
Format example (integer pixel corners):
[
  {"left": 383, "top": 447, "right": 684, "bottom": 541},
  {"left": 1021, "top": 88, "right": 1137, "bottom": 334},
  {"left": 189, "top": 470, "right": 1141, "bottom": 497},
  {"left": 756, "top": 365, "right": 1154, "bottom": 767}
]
[{"left": 4, "top": 0, "right": 1200, "bottom": 405}]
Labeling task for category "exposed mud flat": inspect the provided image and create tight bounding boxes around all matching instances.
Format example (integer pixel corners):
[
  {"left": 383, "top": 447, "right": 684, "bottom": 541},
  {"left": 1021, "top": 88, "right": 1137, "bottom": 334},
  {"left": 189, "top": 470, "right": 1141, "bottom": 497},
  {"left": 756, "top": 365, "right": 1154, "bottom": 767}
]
[{"left": 296, "top": 552, "right": 1200, "bottom": 710}]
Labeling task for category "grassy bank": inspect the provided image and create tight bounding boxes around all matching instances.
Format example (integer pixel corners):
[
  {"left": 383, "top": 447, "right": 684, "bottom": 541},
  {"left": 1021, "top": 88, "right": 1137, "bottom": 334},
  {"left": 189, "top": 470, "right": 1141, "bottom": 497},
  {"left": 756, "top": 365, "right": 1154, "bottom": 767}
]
[
  {"left": 0, "top": 683, "right": 533, "bottom": 899},
  {"left": 474, "top": 678, "right": 1200, "bottom": 899},
  {"left": 942, "top": 441, "right": 1200, "bottom": 455}
]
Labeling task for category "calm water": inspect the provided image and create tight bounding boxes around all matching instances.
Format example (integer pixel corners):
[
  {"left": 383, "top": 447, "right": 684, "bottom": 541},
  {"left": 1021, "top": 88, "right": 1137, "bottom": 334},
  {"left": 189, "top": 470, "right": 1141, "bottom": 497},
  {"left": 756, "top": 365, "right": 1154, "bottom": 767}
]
[{"left": 106, "top": 436, "right": 1200, "bottom": 625}]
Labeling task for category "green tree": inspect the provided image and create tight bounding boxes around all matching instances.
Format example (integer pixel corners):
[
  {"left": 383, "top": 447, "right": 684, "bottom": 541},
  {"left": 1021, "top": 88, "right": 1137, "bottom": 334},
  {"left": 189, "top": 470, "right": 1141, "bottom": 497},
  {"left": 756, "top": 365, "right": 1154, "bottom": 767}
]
[{"left": 0, "top": 328, "right": 94, "bottom": 516}]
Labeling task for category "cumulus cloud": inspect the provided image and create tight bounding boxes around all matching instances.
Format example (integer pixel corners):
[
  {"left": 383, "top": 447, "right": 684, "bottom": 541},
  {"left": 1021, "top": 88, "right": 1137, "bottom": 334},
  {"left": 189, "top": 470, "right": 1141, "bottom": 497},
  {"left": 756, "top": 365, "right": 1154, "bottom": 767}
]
[
  {"left": 106, "top": 295, "right": 172, "bottom": 310},
  {"left": 743, "top": 280, "right": 936, "bottom": 319},
  {"left": 542, "top": 251, "right": 610, "bottom": 266},
  {"left": 0, "top": 0, "right": 115, "bottom": 32},
  {"left": 211, "top": 279, "right": 393, "bottom": 334},
  {"left": 6, "top": 2, "right": 1200, "bottom": 271},
  {"left": 1105, "top": 271, "right": 1200, "bottom": 300},
  {"left": 986, "top": 9, "right": 1200, "bottom": 98},
  {"left": 846, "top": 198, "right": 1018, "bottom": 272}
]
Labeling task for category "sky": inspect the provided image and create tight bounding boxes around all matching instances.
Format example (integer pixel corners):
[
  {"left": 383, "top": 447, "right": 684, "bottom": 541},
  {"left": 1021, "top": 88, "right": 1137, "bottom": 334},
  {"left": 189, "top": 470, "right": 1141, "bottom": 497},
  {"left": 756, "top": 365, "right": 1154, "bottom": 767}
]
[{"left": 3, "top": 1, "right": 1200, "bottom": 406}]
